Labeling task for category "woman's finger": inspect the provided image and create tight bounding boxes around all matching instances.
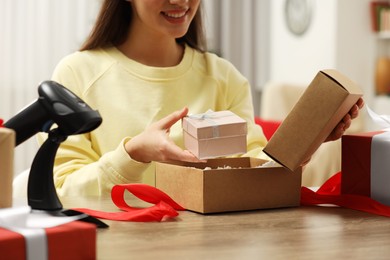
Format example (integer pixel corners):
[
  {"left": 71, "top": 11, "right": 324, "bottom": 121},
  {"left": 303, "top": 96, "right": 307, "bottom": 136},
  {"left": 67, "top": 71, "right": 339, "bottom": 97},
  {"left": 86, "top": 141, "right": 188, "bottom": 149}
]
[{"left": 154, "top": 107, "right": 188, "bottom": 130}]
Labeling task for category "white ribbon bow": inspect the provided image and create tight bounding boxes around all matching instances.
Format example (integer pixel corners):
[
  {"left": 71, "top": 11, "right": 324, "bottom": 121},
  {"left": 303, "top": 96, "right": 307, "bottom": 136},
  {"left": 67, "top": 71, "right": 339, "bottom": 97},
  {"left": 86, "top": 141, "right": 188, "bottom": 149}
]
[{"left": 367, "top": 106, "right": 390, "bottom": 130}]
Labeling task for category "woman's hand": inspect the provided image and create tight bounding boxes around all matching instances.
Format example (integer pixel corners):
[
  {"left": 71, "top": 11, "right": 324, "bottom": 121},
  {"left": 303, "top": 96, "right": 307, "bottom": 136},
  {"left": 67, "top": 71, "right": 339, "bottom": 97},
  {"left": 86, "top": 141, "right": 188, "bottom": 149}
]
[
  {"left": 325, "top": 97, "right": 365, "bottom": 142},
  {"left": 125, "top": 107, "right": 202, "bottom": 163}
]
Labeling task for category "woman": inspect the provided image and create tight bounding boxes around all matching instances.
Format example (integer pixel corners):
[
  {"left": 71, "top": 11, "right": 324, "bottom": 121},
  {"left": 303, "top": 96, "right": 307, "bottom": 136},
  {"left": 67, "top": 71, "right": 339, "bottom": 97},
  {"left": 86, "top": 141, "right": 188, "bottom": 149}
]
[{"left": 38, "top": 0, "right": 363, "bottom": 197}]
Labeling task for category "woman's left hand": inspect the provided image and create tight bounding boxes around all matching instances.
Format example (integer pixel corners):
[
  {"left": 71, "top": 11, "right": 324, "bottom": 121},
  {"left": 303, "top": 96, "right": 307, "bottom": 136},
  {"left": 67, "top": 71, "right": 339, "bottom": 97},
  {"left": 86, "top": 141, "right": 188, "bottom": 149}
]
[{"left": 325, "top": 97, "right": 365, "bottom": 142}]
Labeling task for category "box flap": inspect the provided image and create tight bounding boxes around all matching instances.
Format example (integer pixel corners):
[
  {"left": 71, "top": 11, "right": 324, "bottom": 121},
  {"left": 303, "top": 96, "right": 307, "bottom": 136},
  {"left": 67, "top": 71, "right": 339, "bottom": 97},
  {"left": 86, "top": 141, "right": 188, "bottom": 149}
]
[
  {"left": 322, "top": 69, "right": 364, "bottom": 95},
  {"left": 263, "top": 70, "right": 363, "bottom": 171}
]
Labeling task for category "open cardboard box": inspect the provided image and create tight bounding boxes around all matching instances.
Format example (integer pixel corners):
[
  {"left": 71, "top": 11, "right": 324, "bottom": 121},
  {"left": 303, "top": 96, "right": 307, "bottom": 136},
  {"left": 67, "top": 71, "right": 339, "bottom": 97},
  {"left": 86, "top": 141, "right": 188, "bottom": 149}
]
[
  {"left": 156, "top": 158, "right": 301, "bottom": 213},
  {"left": 156, "top": 69, "right": 363, "bottom": 214},
  {"left": 0, "top": 127, "right": 15, "bottom": 208}
]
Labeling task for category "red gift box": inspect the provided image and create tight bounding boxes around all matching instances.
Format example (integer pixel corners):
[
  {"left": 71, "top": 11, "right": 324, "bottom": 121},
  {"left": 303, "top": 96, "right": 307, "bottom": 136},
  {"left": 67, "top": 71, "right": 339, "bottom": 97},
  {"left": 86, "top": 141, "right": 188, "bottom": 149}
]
[
  {"left": 341, "top": 131, "right": 390, "bottom": 205},
  {"left": 0, "top": 221, "right": 96, "bottom": 260}
]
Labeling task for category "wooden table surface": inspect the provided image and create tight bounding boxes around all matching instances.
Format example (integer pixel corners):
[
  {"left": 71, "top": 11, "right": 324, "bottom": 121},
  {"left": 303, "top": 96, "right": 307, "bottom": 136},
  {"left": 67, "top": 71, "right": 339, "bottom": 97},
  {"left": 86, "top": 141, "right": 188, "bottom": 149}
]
[{"left": 59, "top": 196, "right": 390, "bottom": 260}]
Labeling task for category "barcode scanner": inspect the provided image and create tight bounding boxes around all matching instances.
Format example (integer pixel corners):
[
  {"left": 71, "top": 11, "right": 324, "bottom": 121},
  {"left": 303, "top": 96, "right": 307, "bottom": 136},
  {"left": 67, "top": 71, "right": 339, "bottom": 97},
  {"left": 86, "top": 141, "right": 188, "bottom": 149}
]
[
  {"left": 5, "top": 80, "right": 102, "bottom": 145},
  {"left": 4, "top": 81, "right": 107, "bottom": 228}
]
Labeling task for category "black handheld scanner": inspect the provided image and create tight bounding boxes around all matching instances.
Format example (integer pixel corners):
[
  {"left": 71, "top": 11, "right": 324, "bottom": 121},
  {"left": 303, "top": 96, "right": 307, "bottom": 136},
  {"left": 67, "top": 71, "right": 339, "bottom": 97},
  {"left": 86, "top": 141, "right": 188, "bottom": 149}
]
[{"left": 4, "top": 80, "right": 102, "bottom": 146}]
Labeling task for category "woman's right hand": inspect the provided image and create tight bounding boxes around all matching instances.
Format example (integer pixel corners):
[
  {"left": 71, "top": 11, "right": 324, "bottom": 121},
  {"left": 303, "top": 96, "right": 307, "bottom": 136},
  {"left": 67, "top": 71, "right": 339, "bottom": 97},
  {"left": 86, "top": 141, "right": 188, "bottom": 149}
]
[{"left": 125, "top": 107, "right": 203, "bottom": 163}]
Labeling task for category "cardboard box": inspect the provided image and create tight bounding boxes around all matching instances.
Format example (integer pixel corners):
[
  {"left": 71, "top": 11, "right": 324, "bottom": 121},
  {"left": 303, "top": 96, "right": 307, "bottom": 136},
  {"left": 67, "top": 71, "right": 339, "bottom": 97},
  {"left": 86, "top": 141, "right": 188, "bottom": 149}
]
[
  {"left": 0, "top": 221, "right": 96, "bottom": 260},
  {"left": 182, "top": 110, "right": 247, "bottom": 159},
  {"left": 0, "top": 127, "right": 15, "bottom": 208},
  {"left": 341, "top": 131, "right": 390, "bottom": 205},
  {"left": 156, "top": 157, "right": 302, "bottom": 214},
  {"left": 263, "top": 69, "right": 363, "bottom": 171}
]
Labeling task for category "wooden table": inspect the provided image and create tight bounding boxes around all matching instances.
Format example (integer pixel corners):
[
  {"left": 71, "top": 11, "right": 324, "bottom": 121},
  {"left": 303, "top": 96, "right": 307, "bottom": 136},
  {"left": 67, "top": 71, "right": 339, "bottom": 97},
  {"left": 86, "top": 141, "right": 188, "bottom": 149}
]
[{"left": 60, "top": 196, "right": 390, "bottom": 260}]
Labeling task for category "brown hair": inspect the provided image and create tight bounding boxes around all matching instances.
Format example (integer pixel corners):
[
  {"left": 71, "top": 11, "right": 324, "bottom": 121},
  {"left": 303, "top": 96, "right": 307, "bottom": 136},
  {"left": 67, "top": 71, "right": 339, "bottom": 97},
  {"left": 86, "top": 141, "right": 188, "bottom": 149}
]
[{"left": 80, "top": 0, "right": 207, "bottom": 52}]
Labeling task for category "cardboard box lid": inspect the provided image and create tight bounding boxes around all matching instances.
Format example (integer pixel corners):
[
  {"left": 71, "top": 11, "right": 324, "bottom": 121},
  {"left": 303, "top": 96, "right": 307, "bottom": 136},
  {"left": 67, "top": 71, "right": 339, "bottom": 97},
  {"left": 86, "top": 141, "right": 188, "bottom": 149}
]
[
  {"left": 182, "top": 110, "right": 247, "bottom": 139},
  {"left": 263, "top": 69, "right": 363, "bottom": 171}
]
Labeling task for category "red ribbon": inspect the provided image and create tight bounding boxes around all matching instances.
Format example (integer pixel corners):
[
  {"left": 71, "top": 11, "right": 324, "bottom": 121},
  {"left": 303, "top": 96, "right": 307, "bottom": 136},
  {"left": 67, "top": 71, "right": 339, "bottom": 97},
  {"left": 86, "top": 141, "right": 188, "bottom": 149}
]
[
  {"left": 74, "top": 184, "right": 185, "bottom": 222},
  {"left": 301, "top": 171, "right": 390, "bottom": 217},
  {"left": 75, "top": 171, "right": 390, "bottom": 222},
  {"left": 0, "top": 118, "right": 3, "bottom": 127}
]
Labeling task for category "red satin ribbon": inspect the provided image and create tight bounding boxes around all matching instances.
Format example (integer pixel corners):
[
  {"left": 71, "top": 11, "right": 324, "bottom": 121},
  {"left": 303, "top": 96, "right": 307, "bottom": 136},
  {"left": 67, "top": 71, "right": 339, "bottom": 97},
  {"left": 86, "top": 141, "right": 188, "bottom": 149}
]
[
  {"left": 301, "top": 171, "right": 390, "bottom": 217},
  {"left": 74, "top": 184, "right": 184, "bottom": 222},
  {"left": 75, "top": 171, "right": 390, "bottom": 222}
]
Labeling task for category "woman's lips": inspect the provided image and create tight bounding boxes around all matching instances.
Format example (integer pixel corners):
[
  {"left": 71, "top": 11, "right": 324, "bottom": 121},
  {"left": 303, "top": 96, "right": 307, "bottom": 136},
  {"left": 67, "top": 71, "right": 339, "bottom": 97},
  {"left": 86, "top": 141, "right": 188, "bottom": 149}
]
[{"left": 162, "top": 9, "right": 189, "bottom": 23}]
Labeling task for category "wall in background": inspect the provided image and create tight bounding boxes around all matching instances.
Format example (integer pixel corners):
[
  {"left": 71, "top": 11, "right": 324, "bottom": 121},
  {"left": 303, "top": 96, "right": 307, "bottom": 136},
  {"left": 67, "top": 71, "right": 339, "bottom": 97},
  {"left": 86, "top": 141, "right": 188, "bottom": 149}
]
[
  {"left": 270, "top": 0, "right": 337, "bottom": 85},
  {"left": 269, "top": 0, "right": 376, "bottom": 105}
]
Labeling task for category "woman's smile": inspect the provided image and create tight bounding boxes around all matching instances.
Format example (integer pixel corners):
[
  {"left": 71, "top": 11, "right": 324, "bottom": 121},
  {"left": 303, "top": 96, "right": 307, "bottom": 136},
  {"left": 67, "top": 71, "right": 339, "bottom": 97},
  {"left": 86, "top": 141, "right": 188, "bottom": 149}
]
[{"left": 161, "top": 9, "right": 189, "bottom": 23}]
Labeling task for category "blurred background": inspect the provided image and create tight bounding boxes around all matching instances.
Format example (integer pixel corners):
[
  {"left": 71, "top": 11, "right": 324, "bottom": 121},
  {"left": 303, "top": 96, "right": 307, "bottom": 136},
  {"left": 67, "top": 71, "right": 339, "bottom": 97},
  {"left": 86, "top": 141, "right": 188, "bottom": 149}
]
[{"left": 0, "top": 0, "right": 381, "bottom": 176}]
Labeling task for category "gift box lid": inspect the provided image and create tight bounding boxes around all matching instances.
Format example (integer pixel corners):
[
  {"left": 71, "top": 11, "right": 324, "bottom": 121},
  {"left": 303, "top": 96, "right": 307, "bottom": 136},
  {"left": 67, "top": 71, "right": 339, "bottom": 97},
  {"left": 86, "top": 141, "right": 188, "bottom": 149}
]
[
  {"left": 182, "top": 110, "right": 247, "bottom": 140},
  {"left": 263, "top": 69, "right": 364, "bottom": 171}
]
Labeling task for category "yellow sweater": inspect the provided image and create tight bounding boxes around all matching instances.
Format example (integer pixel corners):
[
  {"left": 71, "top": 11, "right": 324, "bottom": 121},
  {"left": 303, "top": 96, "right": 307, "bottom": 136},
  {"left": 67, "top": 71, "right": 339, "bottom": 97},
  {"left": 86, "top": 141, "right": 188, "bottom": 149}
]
[{"left": 39, "top": 45, "right": 268, "bottom": 197}]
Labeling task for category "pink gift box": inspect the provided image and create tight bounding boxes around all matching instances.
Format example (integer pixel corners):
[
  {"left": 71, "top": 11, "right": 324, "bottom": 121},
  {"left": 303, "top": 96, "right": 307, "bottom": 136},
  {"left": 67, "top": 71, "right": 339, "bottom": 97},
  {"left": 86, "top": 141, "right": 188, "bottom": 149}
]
[{"left": 182, "top": 110, "right": 247, "bottom": 159}]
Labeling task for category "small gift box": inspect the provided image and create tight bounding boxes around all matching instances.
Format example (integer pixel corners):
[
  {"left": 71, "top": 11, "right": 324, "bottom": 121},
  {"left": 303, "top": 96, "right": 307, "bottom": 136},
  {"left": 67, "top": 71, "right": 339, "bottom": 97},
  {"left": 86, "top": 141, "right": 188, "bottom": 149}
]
[
  {"left": 0, "top": 207, "right": 96, "bottom": 260},
  {"left": 182, "top": 110, "right": 247, "bottom": 159},
  {"left": 341, "top": 130, "right": 390, "bottom": 206},
  {"left": 0, "top": 124, "right": 15, "bottom": 208}
]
